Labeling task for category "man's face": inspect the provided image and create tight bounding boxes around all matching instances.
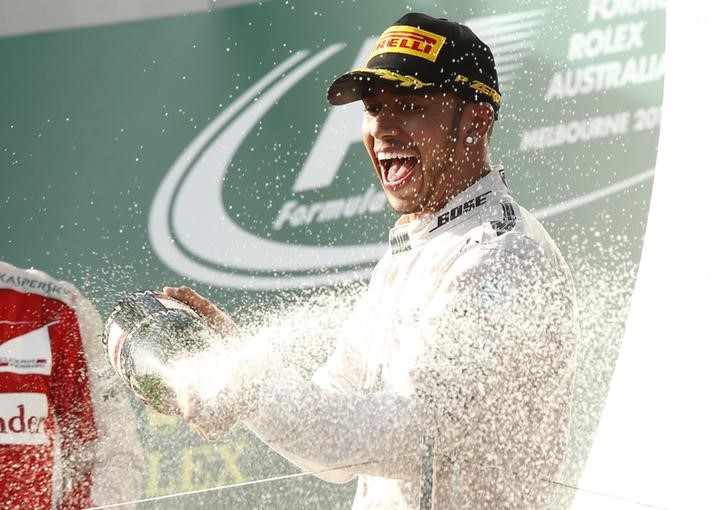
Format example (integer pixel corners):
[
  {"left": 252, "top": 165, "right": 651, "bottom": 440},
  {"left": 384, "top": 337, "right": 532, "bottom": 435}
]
[{"left": 361, "top": 87, "right": 466, "bottom": 215}]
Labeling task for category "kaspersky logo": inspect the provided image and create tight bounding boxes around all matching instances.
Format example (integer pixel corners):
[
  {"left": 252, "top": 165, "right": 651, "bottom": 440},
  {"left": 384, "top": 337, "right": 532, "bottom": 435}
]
[{"left": 149, "top": 9, "right": 654, "bottom": 290}]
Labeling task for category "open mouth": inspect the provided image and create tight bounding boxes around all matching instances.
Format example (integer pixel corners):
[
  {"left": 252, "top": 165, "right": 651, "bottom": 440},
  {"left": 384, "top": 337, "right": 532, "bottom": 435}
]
[{"left": 377, "top": 153, "right": 420, "bottom": 190}]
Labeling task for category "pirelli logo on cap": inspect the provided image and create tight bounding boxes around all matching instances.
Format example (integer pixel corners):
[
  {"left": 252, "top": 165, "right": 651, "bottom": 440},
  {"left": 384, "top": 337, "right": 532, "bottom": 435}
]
[{"left": 369, "top": 25, "right": 446, "bottom": 62}]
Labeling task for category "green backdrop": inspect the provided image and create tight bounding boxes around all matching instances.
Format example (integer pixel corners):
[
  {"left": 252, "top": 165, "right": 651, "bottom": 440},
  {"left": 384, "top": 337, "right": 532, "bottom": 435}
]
[{"left": 1, "top": 0, "right": 665, "bottom": 507}]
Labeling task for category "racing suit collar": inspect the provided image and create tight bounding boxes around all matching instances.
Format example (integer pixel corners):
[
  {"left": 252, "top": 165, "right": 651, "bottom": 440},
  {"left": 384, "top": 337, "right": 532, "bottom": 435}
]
[{"left": 388, "top": 165, "right": 509, "bottom": 255}]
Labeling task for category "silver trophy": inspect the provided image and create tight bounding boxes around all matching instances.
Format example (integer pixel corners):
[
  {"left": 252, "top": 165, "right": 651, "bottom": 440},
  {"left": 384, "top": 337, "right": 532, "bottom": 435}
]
[{"left": 103, "top": 291, "right": 217, "bottom": 415}]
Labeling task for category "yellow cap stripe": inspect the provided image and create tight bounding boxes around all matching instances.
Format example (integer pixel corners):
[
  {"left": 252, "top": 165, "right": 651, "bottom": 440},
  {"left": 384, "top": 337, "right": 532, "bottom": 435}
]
[{"left": 351, "top": 68, "right": 434, "bottom": 89}]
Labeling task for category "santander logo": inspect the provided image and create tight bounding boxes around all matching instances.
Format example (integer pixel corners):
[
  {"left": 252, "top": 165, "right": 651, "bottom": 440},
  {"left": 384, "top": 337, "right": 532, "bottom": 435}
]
[
  {"left": 149, "top": 10, "right": 654, "bottom": 290},
  {"left": 0, "top": 393, "right": 49, "bottom": 445}
]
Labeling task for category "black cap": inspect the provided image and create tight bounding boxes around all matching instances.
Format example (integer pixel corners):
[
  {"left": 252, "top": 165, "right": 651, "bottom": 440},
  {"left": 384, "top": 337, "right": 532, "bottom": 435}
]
[{"left": 327, "top": 13, "right": 501, "bottom": 118}]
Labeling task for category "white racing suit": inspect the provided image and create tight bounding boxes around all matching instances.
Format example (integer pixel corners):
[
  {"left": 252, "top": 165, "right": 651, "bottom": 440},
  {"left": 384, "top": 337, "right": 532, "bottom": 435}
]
[
  {"left": 196, "top": 168, "right": 578, "bottom": 509},
  {"left": 0, "top": 262, "right": 144, "bottom": 509}
]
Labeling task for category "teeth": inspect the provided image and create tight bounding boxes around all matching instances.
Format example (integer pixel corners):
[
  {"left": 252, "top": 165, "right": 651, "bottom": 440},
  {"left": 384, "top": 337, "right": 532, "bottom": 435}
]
[{"left": 377, "top": 152, "right": 418, "bottom": 161}]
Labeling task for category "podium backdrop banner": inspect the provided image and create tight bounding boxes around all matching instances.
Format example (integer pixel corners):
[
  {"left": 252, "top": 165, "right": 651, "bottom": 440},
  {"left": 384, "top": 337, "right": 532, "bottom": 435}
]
[{"left": 1, "top": 1, "right": 664, "bottom": 508}]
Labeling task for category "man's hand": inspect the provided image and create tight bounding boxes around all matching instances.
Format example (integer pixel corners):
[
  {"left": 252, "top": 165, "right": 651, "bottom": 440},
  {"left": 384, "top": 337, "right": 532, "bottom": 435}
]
[
  {"left": 170, "top": 351, "right": 249, "bottom": 441},
  {"left": 163, "top": 286, "right": 242, "bottom": 337},
  {"left": 162, "top": 286, "right": 250, "bottom": 440}
]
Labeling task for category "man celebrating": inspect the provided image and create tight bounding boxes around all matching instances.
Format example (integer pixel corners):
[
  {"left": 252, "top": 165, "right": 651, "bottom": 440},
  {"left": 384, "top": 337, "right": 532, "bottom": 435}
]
[{"left": 166, "top": 13, "right": 577, "bottom": 509}]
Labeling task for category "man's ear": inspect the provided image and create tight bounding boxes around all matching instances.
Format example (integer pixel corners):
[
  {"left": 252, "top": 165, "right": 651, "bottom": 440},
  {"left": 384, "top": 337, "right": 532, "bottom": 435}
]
[{"left": 464, "top": 102, "right": 495, "bottom": 141}]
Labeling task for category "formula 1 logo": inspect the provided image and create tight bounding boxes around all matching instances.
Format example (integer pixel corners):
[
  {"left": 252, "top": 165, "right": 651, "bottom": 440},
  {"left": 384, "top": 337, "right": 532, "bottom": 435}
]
[{"left": 149, "top": 9, "right": 654, "bottom": 290}]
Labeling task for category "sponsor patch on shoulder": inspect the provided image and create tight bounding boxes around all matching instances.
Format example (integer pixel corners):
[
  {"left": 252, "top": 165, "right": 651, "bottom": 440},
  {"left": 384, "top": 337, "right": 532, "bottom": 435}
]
[{"left": 490, "top": 202, "right": 517, "bottom": 236}]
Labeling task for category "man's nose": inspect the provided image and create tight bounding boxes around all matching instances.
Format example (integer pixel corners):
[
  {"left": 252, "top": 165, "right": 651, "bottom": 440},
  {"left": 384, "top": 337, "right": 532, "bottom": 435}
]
[{"left": 370, "top": 111, "right": 402, "bottom": 139}]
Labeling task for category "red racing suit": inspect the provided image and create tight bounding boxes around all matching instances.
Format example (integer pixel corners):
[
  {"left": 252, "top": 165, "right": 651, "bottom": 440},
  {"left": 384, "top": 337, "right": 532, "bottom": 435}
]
[{"left": 0, "top": 261, "right": 143, "bottom": 509}]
